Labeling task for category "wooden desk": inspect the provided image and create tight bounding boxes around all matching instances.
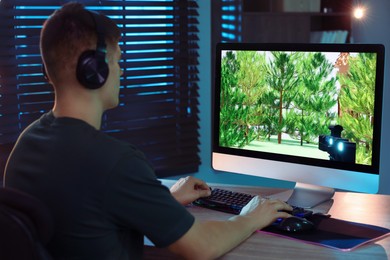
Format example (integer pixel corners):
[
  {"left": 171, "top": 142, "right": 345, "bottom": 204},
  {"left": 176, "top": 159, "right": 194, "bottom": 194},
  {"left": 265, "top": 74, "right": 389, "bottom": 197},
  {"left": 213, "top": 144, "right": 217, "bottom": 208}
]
[{"left": 144, "top": 181, "right": 390, "bottom": 259}]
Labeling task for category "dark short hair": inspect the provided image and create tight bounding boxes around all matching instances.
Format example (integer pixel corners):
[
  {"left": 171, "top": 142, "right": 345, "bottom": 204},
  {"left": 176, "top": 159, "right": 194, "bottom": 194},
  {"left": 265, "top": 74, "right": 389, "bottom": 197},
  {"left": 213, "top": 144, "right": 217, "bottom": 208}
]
[{"left": 40, "top": 2, "right": 121, "bottom": 81}]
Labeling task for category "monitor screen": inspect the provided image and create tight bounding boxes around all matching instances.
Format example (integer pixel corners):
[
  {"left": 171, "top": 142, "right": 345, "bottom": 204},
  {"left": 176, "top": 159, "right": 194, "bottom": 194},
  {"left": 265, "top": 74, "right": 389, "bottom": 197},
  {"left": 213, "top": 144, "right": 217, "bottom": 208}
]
[{"left": 212, "top": 43, "right": 385, "bottom": 208}]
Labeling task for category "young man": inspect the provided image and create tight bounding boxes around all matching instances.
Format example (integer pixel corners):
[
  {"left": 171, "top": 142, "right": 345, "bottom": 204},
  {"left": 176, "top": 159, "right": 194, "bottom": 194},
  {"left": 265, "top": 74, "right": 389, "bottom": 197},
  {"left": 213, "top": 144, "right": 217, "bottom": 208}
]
[{"left": 4, "top": 2, "right": 292, "bottom": 259}]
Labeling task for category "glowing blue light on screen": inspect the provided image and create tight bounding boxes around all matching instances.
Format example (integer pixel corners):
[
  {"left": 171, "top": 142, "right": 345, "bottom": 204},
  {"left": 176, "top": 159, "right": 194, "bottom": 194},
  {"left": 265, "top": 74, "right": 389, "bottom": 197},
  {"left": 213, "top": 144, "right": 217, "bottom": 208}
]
[{"left": 337, "top": 142, "right": 344, "bottom": 152}]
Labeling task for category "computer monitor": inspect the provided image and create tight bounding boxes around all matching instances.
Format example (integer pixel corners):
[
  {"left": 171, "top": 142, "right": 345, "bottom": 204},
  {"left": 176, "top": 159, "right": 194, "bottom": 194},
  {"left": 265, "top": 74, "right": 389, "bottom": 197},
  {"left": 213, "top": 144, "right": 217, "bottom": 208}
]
[{"left": 212, "top": 42, "right": 385, "bottom": 208}]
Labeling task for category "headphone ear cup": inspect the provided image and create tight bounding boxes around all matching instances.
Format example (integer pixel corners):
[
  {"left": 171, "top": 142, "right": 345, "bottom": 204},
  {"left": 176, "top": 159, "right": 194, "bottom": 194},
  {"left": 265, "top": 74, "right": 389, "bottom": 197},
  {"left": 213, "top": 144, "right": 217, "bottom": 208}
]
[{"left": 76, "top": 50, "right": 109, "bottom": 89}]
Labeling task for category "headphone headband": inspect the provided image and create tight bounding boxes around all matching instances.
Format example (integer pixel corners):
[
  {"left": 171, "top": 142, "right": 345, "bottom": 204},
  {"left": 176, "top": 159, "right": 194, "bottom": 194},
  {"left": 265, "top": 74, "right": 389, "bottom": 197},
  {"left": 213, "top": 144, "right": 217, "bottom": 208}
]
[{"left": 88, "top": 10, "right": 107, "bottom": 54}]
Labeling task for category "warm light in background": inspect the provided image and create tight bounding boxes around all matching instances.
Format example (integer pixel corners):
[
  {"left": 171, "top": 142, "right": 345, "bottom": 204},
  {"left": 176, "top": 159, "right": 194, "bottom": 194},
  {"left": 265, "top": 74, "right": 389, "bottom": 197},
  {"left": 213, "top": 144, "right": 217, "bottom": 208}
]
[{"left": 354, "top": 6, "right": 365, "bottom": 19}]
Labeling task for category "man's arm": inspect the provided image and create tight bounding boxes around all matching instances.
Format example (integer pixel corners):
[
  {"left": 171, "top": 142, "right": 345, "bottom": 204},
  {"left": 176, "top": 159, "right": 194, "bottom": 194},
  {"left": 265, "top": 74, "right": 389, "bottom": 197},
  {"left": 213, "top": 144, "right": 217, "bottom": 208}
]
[{"left": 168, "top": 197, "right": 292, "bottom": 259}]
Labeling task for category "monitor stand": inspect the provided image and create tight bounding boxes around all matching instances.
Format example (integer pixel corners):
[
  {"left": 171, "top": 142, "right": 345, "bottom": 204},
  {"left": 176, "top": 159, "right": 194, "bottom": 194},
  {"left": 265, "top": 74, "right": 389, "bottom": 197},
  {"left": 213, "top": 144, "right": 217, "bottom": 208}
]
[{"left": 285, "top": 182, "right": 335, "bottom": 209}]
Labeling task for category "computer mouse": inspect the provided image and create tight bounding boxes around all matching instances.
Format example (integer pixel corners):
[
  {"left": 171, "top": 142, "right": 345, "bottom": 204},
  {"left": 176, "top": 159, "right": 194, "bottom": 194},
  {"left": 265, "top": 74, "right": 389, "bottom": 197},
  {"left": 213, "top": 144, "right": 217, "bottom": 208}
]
[{"left": 277, "top": 216, "right": 315, "bottom": 232}]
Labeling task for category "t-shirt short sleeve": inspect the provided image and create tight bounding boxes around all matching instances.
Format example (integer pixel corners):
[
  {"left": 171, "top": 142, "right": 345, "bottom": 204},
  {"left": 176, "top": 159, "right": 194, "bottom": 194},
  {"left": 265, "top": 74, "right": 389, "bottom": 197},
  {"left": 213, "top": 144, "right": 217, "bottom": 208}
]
[{"left": 103, "top": 151, "right": 195, "bottom": 248}]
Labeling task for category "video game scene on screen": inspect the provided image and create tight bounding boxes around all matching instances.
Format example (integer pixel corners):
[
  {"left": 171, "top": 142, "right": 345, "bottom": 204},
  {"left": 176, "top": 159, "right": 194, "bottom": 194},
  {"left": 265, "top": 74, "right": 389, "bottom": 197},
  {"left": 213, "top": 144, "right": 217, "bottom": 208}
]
[{"left": 219, "top": 50, "right": 378, "bottom": 166}]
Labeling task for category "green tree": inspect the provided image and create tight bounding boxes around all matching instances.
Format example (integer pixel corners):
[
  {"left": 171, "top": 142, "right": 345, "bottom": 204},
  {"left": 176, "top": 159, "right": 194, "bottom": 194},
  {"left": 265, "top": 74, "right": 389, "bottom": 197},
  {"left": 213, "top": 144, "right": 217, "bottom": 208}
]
[
  {"left": 264, "top": 52, "right": 299, "bottom": 144},
  {"left": 219, "top": 51, "right": 251, "bottom": 147},
  {"left": 289, "top": 52, "right": 337, "bottom": 146},
  {"left": 236, "top": 51, "right": 267, "bottom": 142},
  {"left": 337, "top": 53, "right": 377, "bottom": 165},
  {"left": 257, "top": 87, "right": 280, "bottom": 141}
]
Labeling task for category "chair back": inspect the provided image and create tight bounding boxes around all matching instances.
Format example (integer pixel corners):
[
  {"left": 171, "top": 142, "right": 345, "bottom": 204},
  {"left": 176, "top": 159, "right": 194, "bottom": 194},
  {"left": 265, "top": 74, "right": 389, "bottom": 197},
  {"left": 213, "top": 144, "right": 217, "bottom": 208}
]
[{"left": 0, "top": 187, "right": 53, "bottom": 260}]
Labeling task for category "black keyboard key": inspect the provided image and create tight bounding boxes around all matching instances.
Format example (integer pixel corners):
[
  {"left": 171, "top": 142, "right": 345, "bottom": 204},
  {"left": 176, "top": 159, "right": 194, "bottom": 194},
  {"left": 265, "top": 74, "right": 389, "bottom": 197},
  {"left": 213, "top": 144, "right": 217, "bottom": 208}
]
[{"left": 193, "top": 188, "right": 255, "bottom": 214}]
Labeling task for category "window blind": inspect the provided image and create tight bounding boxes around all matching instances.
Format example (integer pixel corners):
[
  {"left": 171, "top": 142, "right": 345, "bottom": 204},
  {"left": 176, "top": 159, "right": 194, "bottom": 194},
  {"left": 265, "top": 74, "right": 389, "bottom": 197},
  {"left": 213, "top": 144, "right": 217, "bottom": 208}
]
[
  {"left": 219, "top": 0, "right": 242, "bottom": 42},
  {"left": 0, "top": 0, "right": 200, "bottom": 178},
  {"left": 212, "top": 0, "right": 242, "bottom": 45},
  {"left": 211, "top": 0, "right": 242, "bottom": 113}
]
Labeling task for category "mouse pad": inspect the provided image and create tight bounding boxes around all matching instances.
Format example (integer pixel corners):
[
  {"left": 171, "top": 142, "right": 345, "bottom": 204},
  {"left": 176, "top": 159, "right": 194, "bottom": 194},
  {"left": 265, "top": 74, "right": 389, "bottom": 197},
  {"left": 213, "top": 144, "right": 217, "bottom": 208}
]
[{"left": 259, "top": 214, "right": 390, "bottom": 251}]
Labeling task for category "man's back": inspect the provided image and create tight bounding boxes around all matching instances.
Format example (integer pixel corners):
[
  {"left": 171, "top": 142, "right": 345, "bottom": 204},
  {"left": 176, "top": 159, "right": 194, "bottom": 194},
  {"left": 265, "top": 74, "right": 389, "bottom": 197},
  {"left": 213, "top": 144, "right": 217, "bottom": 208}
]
[{"left": 4, "top": 112, "right": 194, "bottom": 259}]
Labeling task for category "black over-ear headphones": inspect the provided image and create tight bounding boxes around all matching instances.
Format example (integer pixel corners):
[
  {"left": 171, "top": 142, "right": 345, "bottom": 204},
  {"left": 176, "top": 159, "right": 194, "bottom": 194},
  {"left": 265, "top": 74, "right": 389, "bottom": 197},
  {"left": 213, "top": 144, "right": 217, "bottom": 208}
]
[{"left": 76, "top": 10, "right": 109, "bottom": 89}]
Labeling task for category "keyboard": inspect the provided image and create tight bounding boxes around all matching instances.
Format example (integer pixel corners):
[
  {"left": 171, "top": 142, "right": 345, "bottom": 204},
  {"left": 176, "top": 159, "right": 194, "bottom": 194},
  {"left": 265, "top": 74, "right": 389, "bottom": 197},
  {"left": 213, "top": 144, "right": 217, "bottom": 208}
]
[{"left": 193, "top": 188, "right": 313, "bottom": 218}]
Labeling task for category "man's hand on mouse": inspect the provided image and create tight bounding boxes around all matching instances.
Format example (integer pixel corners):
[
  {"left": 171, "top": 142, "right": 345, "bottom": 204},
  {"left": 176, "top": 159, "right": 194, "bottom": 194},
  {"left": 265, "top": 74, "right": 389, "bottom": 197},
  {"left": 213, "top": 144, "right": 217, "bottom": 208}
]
[
  {"left": 170, "top": 176, "right": 211, "bottom": 205},
  {"left": 238, "top": 196, "right": 293, "bottom": 230}
]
